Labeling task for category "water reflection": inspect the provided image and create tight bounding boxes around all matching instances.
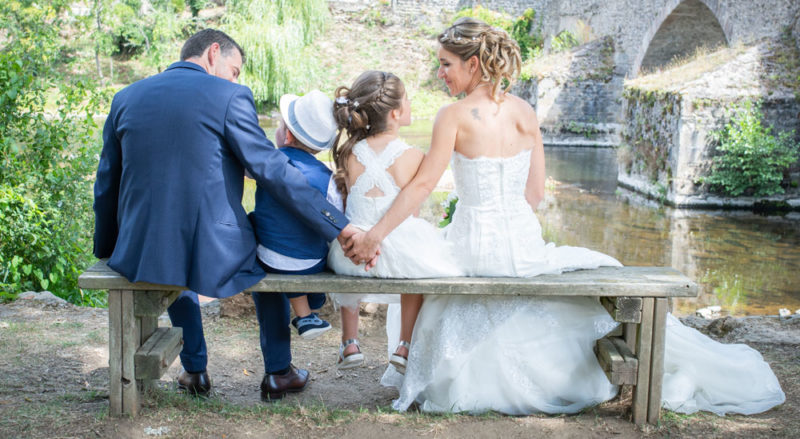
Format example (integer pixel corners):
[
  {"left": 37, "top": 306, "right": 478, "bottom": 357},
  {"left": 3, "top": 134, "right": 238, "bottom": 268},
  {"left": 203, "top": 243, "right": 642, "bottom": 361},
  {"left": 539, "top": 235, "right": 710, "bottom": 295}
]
[{"left": 540, "top": 148, "right": 800, "bottom": 317}]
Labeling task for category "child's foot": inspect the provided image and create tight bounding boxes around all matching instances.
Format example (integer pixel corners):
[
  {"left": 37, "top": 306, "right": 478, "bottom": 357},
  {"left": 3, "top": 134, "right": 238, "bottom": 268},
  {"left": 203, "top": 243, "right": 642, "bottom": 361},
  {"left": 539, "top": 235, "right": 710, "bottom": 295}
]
[
  {"left": 338, "top": 339, "right": 365, "bottom": 370},
  {"left": 291, "top": 312, "right": 331, "bottom": 340},
  {"left": 390, "top": 340, "right": 411, "bottom": 374}
]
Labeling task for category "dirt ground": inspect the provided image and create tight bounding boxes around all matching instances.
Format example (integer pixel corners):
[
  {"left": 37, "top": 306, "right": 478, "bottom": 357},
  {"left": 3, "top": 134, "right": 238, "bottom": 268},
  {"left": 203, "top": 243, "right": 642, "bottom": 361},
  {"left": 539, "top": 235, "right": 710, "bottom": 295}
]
[{"left": 0, "top": 295, "right": 798, "bottom": 439}]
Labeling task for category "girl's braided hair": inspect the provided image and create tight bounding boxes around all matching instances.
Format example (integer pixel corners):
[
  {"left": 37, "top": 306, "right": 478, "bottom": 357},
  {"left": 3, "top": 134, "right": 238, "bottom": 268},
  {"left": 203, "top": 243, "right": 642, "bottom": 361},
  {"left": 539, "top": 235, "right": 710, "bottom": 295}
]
[{"left": 331, "top": 71, "right": 405, "bottom": 196}]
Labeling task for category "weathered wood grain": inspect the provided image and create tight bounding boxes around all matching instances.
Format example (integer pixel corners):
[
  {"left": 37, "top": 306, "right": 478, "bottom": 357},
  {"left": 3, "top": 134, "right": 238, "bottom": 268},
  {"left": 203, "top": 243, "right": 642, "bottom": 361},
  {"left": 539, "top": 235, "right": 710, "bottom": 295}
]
[
  {"left": 647, "top": 298, "right": 669, "bottom": 425},
  {"left": 601, "top": 297, "right": 643, "bottom": 323},
  {"left": 108, "top": 290, "right": 123, "bottom": 416},
  {"left": 120, "top": 290, "right": 139, "bottom": 416},
  {"left": 134, "top": 290, "right": 181, "bottom": 317},
  {"left": 134, "top": 327, "right": 183, "bottom": 381},
  {"left": 79, "top": 260, "right": 697, "bottom": 298},
  {"left": 595, "top": 337, "right": 637, "bottom": 385},
  {"left": 632, "top": 297, "right": 655, "bottom": 425},
  {"left": 623, "top": 323, "right": 637, "bottom": 354}
]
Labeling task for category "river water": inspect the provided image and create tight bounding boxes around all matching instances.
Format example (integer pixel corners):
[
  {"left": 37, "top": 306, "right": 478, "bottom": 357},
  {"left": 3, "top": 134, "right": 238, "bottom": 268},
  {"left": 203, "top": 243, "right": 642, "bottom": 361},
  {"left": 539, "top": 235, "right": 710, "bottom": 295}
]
[{"left": 259, "top": 119, "right": 800, "bottom": 317}]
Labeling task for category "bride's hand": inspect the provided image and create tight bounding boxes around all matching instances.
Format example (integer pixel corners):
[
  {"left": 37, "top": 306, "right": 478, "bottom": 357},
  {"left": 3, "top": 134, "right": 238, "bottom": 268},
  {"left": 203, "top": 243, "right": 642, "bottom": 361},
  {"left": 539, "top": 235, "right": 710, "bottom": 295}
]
[{"left": 343, "top": 229, "right": 381, "bottom": 270}]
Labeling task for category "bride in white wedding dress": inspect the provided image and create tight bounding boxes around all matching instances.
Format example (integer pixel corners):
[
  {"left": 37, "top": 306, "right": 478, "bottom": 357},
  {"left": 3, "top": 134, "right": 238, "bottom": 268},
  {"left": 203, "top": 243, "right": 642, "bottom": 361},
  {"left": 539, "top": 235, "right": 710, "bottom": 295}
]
[{"left": 343, "top": 17, "right": 785, "bottom": 416}]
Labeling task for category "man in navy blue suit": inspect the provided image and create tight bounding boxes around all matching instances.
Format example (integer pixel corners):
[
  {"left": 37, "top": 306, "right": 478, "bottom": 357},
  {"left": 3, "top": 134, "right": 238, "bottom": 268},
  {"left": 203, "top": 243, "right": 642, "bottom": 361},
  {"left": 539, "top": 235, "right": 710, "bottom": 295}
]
[{"left": 94, "top": 29, "right": 363, "bottom": 399}]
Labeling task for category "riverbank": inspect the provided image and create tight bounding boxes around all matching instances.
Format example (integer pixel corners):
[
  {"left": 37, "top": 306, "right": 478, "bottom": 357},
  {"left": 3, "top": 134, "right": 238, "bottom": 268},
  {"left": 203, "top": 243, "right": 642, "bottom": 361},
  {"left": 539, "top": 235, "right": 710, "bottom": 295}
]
[{"left": 1, "top": 294, "right": 797, "bottom": 438}]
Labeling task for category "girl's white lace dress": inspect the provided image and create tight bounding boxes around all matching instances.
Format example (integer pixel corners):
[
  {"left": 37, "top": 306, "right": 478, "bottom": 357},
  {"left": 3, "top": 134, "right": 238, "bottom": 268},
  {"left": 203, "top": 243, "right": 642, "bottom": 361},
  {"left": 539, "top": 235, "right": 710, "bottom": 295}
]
[
  {"left": 327, "top": 139, "right": 464, "bottom": 308},
  {"left": 383, "top": 150, "right": 785, "bottom": 416}
]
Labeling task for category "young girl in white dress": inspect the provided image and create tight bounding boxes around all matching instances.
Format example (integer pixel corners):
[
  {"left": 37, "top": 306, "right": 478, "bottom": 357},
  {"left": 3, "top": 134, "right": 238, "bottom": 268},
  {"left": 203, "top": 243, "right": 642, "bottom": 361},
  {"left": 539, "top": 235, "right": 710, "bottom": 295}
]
[
  {"left": 344, "top": 18, "right": 785, "bottom": 416},
  {"left": 326, "top": 71, "right": 464, "bottom": 370}
]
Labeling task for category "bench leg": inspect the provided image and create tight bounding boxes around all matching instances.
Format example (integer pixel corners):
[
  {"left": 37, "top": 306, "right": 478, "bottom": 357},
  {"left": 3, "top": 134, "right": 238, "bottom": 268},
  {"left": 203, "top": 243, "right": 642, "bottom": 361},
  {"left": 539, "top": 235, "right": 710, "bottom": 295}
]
[
  {"left": 632, "top": 297, "right": 654, "bottom": 425},
  {"left": 623, "top": 323, "right": 637, "bottom": 355},
  {"left": 108, "top": 289, "right": 139, "bottom": 416},
  {"left": 647, "top": 298, "right": 669, "bottom": 425},
  {"left": 137, "top": 313, "right": 159, "bottom": 393}
]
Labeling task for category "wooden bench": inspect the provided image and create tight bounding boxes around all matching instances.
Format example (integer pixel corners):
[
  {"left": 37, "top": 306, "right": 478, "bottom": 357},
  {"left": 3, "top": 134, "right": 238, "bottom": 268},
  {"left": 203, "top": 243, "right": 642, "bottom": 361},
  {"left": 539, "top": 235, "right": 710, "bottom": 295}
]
[{"left": 78, "top": 260, "right": 696, "bottom": 424}]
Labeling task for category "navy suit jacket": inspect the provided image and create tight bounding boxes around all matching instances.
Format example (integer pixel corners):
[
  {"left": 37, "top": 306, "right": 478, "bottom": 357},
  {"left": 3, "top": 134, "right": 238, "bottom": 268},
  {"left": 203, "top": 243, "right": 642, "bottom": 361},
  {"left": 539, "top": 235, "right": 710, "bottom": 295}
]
[{"left": 93, "top": 62, "right": 348, "bottom": 298}]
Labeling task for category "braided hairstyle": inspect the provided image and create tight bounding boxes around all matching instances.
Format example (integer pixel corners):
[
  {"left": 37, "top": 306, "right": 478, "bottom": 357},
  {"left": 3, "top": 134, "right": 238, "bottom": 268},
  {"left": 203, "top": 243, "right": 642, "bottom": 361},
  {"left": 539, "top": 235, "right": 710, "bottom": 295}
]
[
  {"left": 331, "top": 71, "right": 406, "bottom": 196},
  {"left": 438, "top": 17, "right": 522, "bottom": 101}
]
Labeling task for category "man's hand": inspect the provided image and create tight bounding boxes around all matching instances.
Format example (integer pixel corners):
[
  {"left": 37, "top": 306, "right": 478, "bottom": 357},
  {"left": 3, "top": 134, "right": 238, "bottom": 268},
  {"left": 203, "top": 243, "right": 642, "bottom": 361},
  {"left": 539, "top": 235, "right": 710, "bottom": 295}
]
[
  {"left": 340, "top": 227, "right": 381, "bottom": 271},
  {"left": 337, "top": 224, "right": 361, "bottom": 247}
]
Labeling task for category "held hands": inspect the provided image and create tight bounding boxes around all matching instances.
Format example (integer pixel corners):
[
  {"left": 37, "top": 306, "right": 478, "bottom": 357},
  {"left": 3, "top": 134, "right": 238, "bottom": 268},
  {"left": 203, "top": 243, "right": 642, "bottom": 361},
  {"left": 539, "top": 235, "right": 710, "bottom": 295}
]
[{"left": 338, "top": 224, "right": 381, "bottom": 271}]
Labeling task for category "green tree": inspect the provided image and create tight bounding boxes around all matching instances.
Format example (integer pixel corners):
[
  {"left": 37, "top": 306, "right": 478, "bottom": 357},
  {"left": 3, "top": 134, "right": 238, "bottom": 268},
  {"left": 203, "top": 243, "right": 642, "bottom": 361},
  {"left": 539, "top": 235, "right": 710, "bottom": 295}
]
[
  {"left": 1, "top": 1, "right": 106, "bottom": 305},
  {"left": 222, "top": 0, "right": 329, "bottom": 106}
]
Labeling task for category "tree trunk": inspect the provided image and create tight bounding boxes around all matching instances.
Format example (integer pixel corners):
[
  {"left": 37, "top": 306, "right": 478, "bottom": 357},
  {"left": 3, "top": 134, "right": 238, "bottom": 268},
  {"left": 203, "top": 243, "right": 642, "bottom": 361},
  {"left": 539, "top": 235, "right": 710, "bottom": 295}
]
[{"left": 95, "top": 0, "right": 103, "bottom": 78}]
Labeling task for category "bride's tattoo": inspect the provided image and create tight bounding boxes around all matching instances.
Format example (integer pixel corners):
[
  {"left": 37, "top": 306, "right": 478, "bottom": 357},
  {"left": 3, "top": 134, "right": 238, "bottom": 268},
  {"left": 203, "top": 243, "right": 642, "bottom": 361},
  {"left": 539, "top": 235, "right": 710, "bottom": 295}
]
[{"left": 471, "top": 108, "right": 480, "bottom": 121}]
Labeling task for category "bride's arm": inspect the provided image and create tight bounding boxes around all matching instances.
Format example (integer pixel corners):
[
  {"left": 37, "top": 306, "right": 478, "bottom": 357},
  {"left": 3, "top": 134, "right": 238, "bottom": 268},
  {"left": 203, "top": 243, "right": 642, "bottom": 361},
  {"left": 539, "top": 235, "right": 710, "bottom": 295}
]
[
  {"left": 525, "top": 108, "right": 546, "bottom": 211},
  {"left": 344, "top": 106, "right": 458, "bottom": 264}
]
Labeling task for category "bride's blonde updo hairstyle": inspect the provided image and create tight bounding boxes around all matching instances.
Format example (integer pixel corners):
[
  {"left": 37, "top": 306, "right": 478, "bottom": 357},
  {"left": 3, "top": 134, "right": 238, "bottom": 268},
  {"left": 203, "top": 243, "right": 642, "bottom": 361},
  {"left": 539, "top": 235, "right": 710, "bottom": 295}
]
[
  {"left": 438, "top": 17, "right": 522, "bottom": 101},
  {"left": 332, "top": 70, "right": 406, "bottom": 195}
]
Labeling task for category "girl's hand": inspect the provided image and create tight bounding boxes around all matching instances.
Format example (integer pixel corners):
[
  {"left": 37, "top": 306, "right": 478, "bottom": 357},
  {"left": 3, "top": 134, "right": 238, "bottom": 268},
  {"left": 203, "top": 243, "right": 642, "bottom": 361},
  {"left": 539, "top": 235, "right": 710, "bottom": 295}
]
[{"left": 343, "top": 229, "right": 381, "bottom": 270}]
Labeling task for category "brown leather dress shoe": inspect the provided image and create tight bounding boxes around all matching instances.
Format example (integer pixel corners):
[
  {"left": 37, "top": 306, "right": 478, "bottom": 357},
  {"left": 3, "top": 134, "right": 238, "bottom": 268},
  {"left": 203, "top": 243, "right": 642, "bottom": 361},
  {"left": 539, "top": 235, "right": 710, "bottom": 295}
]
[
  {"left": 260, "top": 364, "right": 309, "bottom": 401},
  {"left": 177, "top": 369, "right": 211, "bottom": 397}
]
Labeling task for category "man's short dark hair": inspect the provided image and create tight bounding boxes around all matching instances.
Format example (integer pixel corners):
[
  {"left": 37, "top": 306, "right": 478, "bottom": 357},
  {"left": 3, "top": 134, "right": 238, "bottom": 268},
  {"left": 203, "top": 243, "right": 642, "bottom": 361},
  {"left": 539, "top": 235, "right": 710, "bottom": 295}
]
[{"left": 180, "top": 29, "right": 246, "bottom": 64}]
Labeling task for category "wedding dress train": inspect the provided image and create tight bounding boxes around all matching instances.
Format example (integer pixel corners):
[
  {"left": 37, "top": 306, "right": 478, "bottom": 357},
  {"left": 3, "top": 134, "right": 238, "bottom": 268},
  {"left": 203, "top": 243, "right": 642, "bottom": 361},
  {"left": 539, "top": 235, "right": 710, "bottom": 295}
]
[{"left": 382, "top": 149, "right": 785, "bottom": 416}]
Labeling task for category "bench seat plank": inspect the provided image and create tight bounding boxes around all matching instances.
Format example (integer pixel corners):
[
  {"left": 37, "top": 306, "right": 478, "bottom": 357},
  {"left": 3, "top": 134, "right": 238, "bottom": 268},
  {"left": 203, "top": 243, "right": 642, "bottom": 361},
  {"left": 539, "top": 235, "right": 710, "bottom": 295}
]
[
  {"left": 81, "top": 260, "right": 697, "bottom": 425},
  {"left": 80, "top": 260, "right": 697, "bottom": 298}
]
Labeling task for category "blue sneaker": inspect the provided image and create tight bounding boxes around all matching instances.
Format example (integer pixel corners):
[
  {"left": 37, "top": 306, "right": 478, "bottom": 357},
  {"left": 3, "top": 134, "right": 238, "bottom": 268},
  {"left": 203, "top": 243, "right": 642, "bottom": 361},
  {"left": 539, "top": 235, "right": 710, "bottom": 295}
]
[{"left": 291, "top": 312, "right": 332, "bottom": 339}]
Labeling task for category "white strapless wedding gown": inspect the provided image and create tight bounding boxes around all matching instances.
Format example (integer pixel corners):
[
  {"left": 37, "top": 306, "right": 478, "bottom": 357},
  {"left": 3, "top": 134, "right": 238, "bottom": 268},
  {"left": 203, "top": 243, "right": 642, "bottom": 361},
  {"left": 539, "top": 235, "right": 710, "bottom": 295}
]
[{"left": 382, "top": 150, "right": 785, "bottom": 416}]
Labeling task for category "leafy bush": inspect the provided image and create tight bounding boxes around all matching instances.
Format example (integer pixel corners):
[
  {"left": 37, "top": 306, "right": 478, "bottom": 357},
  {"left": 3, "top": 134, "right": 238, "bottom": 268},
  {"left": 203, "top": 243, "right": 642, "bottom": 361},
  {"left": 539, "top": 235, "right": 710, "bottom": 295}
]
[
  {"left": 454, "top": 6, "right": 513, "bottom": 31},
  {"left": 705, "top": 101, "right": 799, "bottom": 197},
  {"left": 551, "top": 30, "right": 580, "bottom": 53},
  {"left": 222, "top": 0, "right": 328, "bottom": 107},
  {"left": 511, "top": 9, "right": 543, "bottom": 61},
  {"left": 455, "top": 6, "right": 543, "bottom": 61},
  {"left": 1, "top": 1, "right": 106, "bottom": 306}
]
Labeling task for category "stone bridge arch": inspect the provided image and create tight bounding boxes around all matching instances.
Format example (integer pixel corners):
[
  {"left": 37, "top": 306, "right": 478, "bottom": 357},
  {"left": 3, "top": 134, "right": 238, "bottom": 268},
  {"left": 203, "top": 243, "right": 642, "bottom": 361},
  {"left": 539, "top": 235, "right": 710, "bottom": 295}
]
[{"left": 631, "top": 0, "right": 731, "bottom": 76}]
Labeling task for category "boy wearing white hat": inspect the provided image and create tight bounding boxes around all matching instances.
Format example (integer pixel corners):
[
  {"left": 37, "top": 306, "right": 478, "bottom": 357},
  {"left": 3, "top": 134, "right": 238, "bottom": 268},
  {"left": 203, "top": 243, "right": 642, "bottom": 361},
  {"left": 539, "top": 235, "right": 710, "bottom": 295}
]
[{"left": 249, "top": 90, "right": 342, "bottom": 400}]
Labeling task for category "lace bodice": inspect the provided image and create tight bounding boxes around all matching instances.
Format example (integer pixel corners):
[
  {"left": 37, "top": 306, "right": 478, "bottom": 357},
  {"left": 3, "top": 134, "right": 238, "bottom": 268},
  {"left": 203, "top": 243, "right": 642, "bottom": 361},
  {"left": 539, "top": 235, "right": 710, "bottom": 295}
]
[
  {"left": 451, "top": 150, "right": 531, "bottom": 209},
  {"left": 345, "top": 139, "right": 411, "bottom": 227}
]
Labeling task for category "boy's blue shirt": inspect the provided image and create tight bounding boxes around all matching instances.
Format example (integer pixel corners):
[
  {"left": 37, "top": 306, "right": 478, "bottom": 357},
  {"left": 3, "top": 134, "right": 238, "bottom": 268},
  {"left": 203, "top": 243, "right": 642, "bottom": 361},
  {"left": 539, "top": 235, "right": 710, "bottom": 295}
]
[{"left": 251, "top": 146, "right": 333, "bottom": 260}]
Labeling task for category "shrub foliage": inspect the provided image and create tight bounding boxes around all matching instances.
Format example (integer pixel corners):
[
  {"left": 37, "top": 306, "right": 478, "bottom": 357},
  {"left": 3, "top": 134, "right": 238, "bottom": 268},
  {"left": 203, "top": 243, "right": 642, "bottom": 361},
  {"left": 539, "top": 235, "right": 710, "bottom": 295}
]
[
  {"left": 455, "top": 6, "right": 543, "bottom": 61},
  {"left": 0, "top": 1, "right": 106, "bottom": 305},
  {"left": 705, "top": 101, "right": 799, "bottom": 197}
]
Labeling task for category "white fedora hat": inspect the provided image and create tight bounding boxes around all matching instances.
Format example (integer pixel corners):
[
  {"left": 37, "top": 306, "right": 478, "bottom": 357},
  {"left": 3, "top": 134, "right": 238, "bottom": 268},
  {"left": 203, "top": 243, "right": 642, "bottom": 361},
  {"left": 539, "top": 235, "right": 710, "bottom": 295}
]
[{"left": 279, "top": 90, "right": 337, "bottom": 151}]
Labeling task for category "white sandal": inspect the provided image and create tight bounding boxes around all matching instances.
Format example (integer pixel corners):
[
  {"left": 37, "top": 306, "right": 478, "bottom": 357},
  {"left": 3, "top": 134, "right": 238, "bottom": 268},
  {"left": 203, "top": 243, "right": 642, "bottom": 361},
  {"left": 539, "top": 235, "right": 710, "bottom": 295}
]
[
  {"left": 389, "top": 340, "right": 411, "bottom": 374},
  {"left": 337, "top": 339, "right": 365, "bottom": 370}
]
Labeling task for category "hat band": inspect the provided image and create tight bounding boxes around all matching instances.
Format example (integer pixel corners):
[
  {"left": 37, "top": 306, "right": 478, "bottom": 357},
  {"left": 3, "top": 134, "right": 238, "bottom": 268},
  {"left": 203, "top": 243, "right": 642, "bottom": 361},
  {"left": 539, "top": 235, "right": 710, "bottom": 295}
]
[{"left": 288, "top": 100, "right": 328, "bottom": 150}]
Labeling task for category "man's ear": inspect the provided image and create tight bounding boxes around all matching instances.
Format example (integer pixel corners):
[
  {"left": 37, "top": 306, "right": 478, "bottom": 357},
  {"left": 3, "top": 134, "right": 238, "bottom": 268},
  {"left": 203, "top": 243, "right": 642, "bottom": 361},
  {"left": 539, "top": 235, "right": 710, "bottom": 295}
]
[{"left": 206, "top": 42, "right": 221, "bottom": 67}]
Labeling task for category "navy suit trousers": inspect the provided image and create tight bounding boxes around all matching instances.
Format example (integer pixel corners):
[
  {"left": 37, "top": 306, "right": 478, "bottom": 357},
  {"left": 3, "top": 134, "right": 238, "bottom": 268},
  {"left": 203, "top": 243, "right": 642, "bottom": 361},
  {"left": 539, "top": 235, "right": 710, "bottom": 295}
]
[
  {"left": 169, "top": 261, "right": 327, "bottom": 375},
  {"left": 253, "top": 260, "right": 327, "bottom": 374}
]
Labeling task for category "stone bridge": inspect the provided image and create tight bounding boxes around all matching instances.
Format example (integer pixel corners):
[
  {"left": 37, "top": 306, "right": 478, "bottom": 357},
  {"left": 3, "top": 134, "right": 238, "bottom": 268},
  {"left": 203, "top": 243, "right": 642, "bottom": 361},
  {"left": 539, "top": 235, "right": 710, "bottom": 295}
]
[
  {"left": 384, "top": 0, "right": 800, "bottom": 207},
  {"left": 392, "top": 0, "right": 800, "bottom": 77}
]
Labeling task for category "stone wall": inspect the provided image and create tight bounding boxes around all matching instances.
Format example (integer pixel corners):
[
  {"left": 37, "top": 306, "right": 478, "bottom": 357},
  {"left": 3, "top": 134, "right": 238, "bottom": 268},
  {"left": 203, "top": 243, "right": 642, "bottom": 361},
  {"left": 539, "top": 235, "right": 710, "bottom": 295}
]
[
  {"left": 617, "top": 88, "right": 682, "bottom": 195},
  {"left": 617, "top": 90, "right": 800, "bottom": 208},
  {"left": 377, "top": 0, "right": 800, "bottom": 76},
  {"left": 512, "top": 37, "right": 622, "bottom": 146}
]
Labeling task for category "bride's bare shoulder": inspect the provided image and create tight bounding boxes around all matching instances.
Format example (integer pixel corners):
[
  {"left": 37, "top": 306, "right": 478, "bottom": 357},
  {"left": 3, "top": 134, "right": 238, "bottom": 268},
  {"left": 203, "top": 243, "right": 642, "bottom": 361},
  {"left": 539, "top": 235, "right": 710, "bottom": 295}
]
[
  {"left": 504, "top": 93, "right": 536, "bottom": 116},
  {"left": 433, "top": 100, "right": 468, "bottom": 126}
]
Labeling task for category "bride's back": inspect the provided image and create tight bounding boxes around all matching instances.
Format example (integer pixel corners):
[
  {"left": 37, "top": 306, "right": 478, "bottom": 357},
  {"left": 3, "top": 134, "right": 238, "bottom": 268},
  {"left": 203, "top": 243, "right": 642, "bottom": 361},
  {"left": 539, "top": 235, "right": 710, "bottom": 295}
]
[{"left": 449, "top": 90, "right": 539, "bottom": 159}]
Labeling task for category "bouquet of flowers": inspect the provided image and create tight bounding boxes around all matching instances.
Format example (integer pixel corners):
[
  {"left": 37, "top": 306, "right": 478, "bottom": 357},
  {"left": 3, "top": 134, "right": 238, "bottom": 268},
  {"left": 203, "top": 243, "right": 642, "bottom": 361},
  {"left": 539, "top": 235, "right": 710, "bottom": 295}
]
[{"left": 438, "top": 191, "right": 458, "bottom": 228}]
